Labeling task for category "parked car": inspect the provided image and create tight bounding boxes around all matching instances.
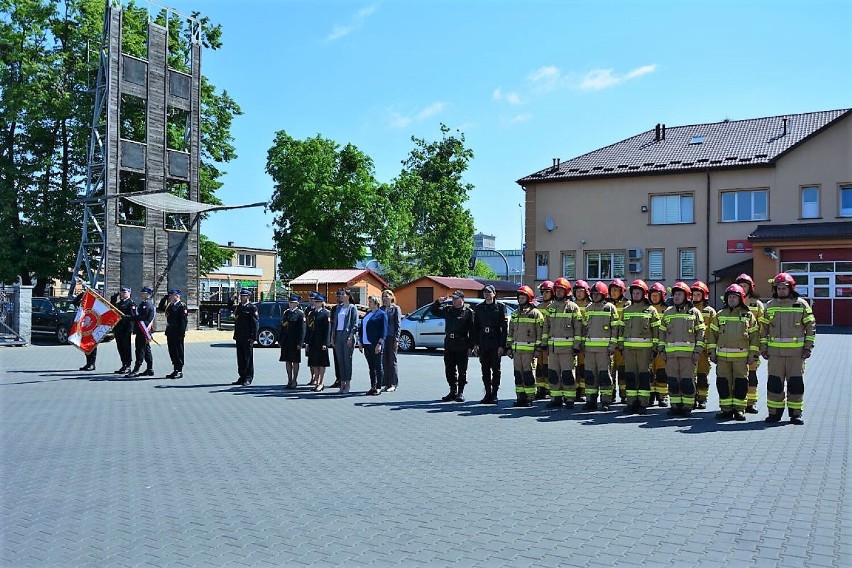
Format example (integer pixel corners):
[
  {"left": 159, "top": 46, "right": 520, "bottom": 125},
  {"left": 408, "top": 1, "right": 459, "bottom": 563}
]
[
  {"left": 31, "top": 297, "right": 77, "bottom": 343},
  {"left": 398, "top": 298, "right": 517, "bottom": 352}
]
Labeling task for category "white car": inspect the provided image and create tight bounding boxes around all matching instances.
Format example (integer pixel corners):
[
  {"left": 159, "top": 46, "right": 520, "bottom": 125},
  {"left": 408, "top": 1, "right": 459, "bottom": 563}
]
[{"left": 398, "top": 298, "right": 517, "bottom": 352}]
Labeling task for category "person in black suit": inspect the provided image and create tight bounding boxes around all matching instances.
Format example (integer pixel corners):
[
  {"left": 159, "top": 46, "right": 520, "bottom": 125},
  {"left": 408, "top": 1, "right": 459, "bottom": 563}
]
[
  {"left": 304, "top": 294, "right": 331, "bottom": 391},
  {"left": 280, "top": 294, "right": 306, "bottom": 389},
  {"left": 230, "top": 289, "right": 258, "bottom": 386},
  {"left": 159, "top": 289, "right": 187, "bottom": 379},
  {"left": 358, "top": 295, "right": 388, "bottom": 396},
  {"left": 430, "top": 290, "right": 475, "bottom": 402},
  {"left": 126, "top": 286, "right": 156, "bottom": 377},
  {"left": 112, "top": 286, "right": 136, "bottom": 374}
]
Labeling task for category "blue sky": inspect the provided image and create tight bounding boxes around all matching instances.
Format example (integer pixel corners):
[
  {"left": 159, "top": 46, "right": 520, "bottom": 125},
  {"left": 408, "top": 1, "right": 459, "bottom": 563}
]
[{"left": 158, "top": 0, "right": 851, "bottom": 252}]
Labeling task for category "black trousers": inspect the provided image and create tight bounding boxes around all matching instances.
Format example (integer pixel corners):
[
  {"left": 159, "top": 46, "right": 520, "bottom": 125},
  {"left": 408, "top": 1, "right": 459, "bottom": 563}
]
[
  {"left": 235, "top": 339, "right": 254, "bottom": 380},
  {"left": 115, "top": 330, "right": 132, "bottom": 366},
  {"left": 85, "top": 348, "right": 97, "bottom": 366},
  {"left": 479, "top": 348, "right": 501, "bottom": 387},
  {"left": 444, "top": 348, "right": 469, "bottom": 389},
  {"left": 167, "top": 334, "right": 185, "bottom": 371},
  {"left": 133, "top": 333, "right": 153, "bottom": 371}
]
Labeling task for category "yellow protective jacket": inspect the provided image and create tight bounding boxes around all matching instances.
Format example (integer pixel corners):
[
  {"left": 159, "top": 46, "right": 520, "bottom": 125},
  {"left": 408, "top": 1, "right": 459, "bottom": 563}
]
[
  {"left": 507, "top": 304, "right": 545, "bottom": 353},
  {"left": 581, "top": 300, "right": 619, "bottom": 353},
  {"left": 619, "top": 300, "right": 660, "bottom": 350},
  {"left": 660, "top": 303, "right": 706, "bottom": 357},
  {"left": 760, "top": 296, "right": 816, "bottom": 356},
  {"left": 544, "top": 298, "right": 582, "bottom": 351},
  {"left": 706, "top": 305, "right": 759, "bottom": 360}
]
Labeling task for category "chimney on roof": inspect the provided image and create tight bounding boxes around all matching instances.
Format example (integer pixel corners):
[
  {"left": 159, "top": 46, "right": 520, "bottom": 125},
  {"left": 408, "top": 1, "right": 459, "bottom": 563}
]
[
  {"left": 661, "top": 124, "right": 666, "bottom": 140},
  {"left": 227, "top": 241, "right": 234, "bottom": 247},
  {"left": 556, "top": 158, "right": 561, "bottom": 168},
  {"left": 782, "top": 117, "right": 788, "bottom": 136},
  {"left": 655, "top": 123, "right": 661, "bottom": 141}
]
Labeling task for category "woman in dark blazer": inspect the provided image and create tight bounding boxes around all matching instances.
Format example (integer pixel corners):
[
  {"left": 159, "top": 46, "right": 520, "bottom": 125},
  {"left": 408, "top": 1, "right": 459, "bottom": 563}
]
[
  {"left": 380, "top": 289, "right": 402, "bottom": 392},
  {"left": 358, "top": 295, "right": 387, "bottom": 396},
  {"left": 304, "top": 294, "right": 331, "bottom": 391}
]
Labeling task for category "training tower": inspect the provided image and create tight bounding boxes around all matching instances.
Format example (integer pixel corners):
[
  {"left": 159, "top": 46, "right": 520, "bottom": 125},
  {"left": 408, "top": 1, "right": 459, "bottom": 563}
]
[{"left": 73, "top": 0, "right": 202, "bottom": 325}]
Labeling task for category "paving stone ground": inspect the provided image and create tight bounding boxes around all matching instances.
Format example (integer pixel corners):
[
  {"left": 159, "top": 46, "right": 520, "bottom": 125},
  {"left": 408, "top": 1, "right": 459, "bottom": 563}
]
[{"left": 1, "top": 331, "right": 849, "bottom": 567}]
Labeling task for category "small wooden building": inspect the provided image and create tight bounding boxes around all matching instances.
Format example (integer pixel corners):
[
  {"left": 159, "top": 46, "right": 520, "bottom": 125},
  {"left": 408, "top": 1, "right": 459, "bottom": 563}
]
[
  {"left": 289, "top": 269, "right": 387, "bottom": 306},
  {"left": 393, "top": 276, "right": 485, "bottom": 314}
]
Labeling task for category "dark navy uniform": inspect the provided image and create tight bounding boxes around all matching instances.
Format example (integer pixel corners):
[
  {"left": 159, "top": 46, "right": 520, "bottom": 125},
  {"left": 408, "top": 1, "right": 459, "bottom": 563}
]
[
  {"left": 305, "top": 304, "right": 331, "bottom": 368},
  {"left": 231, "top": 292, "right": 259, "bottom": 385},
  {"left": 112, "top": 287, "right": 136, "bottom": 373},
  {"left": 280, "top": 305, "right": 306, "bottom": 363},
  {"left": 126, "top": 286, "right": 155, "bottom": 376},
  {"left": 473, "top": 296, "right": 507, "bottom": 403},
  {"left": 160, "top": 290, "right": 188, "bottom": 378},
  {"left": 430, "top": 292, "right": 475, "bottom": 402}
]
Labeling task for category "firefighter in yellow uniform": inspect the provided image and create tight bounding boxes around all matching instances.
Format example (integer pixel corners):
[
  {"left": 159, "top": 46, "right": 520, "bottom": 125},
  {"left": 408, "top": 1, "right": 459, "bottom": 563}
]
[
  {"left": 690, "top": 281, "right": 716, "bottom": 410},
  {"left": 735, "top": 273, "right": 765, "bottom": 414},
  {"left": 507, "top": 285, "right": 546, "bottom": 408},
  {"left": 572, "top": 280, "right": 591, "bottom": 403},
  {"left": 659, "top": 282, "right": 706, "bottom": 417},
  {"left": 706, "top": 284, "right": 760, "bottom": 421},
  {"left": 608, "top": 278, "right": 630, "bottom": 404},
  {"left": 760, "top": 273, "right": 816, "bottom": 425},
  {"left": 580, "top": 281, "right": 619, "bottom": 411},
  {"left": 534, "top": 280, "right": 555, "bottom": 400},
  {"left": 648, "top": 282, "right": 669, "bottom": 407},
  {"left": 619, "top": 280, "right": 660, "bottom": 414},
  {"left": 544, "top": 277, "right": 583, "bottom": 409}
]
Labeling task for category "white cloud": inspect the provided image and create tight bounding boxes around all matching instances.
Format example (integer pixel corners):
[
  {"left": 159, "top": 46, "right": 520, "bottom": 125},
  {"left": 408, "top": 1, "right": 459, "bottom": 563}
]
[
  {"left": 386, "top": 102, "right": 446, "bottom": 129},
  {"left": 416, "top": 102, "right": 446, "bottom": 121},
  {"left": 326, "top": 3, "right": 379, "bottom": 42},
  {"left": 492, "top": 87, "right": 503, "bottom": 101},
  {"left": 492, "top": 87, "right": 522, "bottom": 105},
  {"left": 509, "top": 113, "right": 532, "bottom": 124},
  {"left": 505, "top": 92, "right": 522, "bottom": 105},
  {"left": 578, "top": 64, "right": 657, "bottom": 90},
  {"left": 529, "top": 65, "right": 560, "bottom": 83}
]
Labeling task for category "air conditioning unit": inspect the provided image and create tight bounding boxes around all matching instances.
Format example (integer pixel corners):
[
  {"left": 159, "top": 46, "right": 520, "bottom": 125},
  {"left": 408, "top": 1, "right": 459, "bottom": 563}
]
[
  {"left": 628, "top": 248, "right": 643, "bottom": 260},
  {"left": 628, "top": 262, "right": 643, "bottom": 273}
]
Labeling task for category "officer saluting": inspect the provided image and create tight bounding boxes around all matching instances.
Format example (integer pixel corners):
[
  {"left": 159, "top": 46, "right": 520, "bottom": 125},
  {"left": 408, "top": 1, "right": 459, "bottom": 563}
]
[
  {"left": 230, "top": 289, "right": 259, "bottom": 386},
  {"left": 430, "top": 290, "right": 475, "bottom": 403},
  {"left": 159, "top": 289, "right": 188, "bottom": 379},
  {"left": 126, "top": 286, "right": 156, "bottom": 377}
]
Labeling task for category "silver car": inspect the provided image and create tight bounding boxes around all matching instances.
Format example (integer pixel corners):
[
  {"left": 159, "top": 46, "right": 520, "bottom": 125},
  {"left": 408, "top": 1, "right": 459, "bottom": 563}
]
[{"left": 398, "top": 298, "right": 516, "bottom": 352}]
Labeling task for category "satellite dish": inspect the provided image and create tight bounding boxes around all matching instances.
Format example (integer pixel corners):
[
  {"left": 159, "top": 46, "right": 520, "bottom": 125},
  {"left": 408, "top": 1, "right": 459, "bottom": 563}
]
[{"left": 545, "top": 216, "right": 556, "bottom": 232}]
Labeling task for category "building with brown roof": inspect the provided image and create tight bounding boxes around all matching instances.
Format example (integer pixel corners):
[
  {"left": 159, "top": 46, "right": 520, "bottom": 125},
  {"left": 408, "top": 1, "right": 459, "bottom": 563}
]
[
  {"left": 288, "top": 269, "right": 388, "bottom": 305},
  {"left": 393, "top": 276, "right": 485, "bottom": 314},
  {"left": 518, "top": 109, "right": 852, "bottom": 326}
]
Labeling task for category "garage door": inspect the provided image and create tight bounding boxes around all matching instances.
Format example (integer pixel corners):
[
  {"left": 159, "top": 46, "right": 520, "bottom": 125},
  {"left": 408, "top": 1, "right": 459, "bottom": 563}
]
[{"left": 781, "top": 261, "right": 852, "bottom": 326}]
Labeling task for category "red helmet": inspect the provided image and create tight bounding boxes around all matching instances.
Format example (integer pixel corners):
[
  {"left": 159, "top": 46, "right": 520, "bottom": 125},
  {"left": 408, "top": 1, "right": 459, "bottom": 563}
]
[
  {"left": 553, "top": 277, "right": 571, "bottom": 292},
  {"left": 609, "top": 278, "right": 626, "bottom": 294},
  {"left": 649, "top": 282, "right": 667, "bottom": 300},
  {"left": 630, "top": 279, "right": 649, "bottom": 296},
  {"left": 724, "top": 283, "right": 746, "bottom": 304},
  {"left": 671, "top": 281, "right": 692, "bottom": 300},
  {"left": 735, "top": 273, "right": 755, "bottom": 288},
  {"left": 517, "top": 285, "right": 535, "bottom": 301},
  {"left": 773, "top": 272, "right": 797, "bottom": 294},
  {"left": 539, "top": 280, "right": 554, "bottom": 292},
  {"left": 691, "top": 281, "right": 710, "bottom": 298},
  {"left": 592, "top": 281, "right": 609, "bottom": 297},
  {"left": 573, "top": 280, "right": 590, "bottom": 295}
]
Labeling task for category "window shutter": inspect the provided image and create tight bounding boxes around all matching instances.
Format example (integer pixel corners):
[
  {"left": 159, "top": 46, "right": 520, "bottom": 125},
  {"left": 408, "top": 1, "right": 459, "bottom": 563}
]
[
  {"left": 561, "top": 253, "right": 576, "bottom": 279},
  {"left": 613, "top": 252, "right": 626, "bottom": 278},
  {"left": 648, "top": 251, "right": 664, "bottom": 280},
  {"left": 680, "top": 250, "right": 696, "bottom": 280}
]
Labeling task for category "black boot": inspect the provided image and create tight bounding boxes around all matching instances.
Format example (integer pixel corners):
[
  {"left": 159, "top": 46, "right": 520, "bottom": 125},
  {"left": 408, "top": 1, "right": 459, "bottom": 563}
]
[
  {"left": 441, "top": 386, "right": 457, "bottom": 402},
  {"left": 790, "top": 414, "right": 804, "bottom": 425},
  {"left": 454, "top": 385, "right": 465, "bottom": 403},
  {"left": 480, "top": 381, "right": 491, "bottom": 404},
  {"left": 764, "top": 410, "right": 782, "bottom": 423},
  {"left": 549, "top": 395, "right": 563, "bottom": 408},
  {"left": 513, "top": 392, "right": 531, "bottom": 407},
  {"left": 745, "top": 404, "right": 759, "bottom": 414},
  {"left": 583, "top": 394, "right": 598, "bottom": 411},
  {"left": 534, "top": 386, "right": 548, "bottom": 400}
]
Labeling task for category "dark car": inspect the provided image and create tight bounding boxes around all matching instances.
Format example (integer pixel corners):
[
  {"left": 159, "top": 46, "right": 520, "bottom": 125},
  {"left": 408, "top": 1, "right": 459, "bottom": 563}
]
[{"left": 31, "top": 297, "right": 78, "bottom": 344}]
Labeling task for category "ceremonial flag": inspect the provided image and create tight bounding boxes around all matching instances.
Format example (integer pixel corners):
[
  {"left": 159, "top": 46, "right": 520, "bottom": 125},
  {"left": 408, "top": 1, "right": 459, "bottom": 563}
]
[
  {"left": 136, "top": 319, "right": 155, "bottom": 344},
  {"left": 68, "top": 288, "right": 122, "bottom": 354}
]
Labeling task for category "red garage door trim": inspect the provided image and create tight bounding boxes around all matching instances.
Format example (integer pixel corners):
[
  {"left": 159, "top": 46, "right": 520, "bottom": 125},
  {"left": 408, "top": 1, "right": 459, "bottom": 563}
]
[{"left": 781, "top": 248, "right": 852, "bottom": 262}]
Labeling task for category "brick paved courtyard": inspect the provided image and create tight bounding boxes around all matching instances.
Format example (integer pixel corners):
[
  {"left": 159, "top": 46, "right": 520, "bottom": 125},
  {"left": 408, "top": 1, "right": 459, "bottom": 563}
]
[{"left": 1, "top": 332, "right": 849, "bottom": 567}]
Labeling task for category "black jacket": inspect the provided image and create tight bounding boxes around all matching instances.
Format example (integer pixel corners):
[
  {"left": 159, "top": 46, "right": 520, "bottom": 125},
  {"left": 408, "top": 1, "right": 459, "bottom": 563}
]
[
  {"left": 473, "top": 300, "right": 508, "bottom": 350},
  {"left": 163, "top": 300, "right": 188, "bottom": 337},
  {"left": 232, "top": 301, "right": 259, "bottom": 341},
  {"left": 113, "top": 297, "right": 136, "bottom": 335},
  {"left": 126, "top": 298, "right": 155, "bottom": 335},
  {"left": 305, "top": 307, "right": 331, "bottom": 348},
  {"left": 280, "top": 307, "right": 305, "bottom": 347},
  {"left": 430, "top": 300, "right": 475, "bottom": 350}
]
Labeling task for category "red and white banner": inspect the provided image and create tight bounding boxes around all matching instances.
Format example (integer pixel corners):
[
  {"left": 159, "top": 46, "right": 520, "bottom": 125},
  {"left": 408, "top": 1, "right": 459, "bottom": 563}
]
[{"left": 68, "top": 288, "right": 122, "bottom": 354}]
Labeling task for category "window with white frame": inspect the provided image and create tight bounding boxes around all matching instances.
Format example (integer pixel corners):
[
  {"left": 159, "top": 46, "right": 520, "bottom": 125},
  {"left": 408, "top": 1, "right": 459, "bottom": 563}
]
[
  {"left": 679, "top": 249, "right": 696, "bottom": 280},
  {"left": 841, "top": 185, "right": 852, "bottom": 217},
  {"left": 721, "top": 189, "right": 768, "bottom": 222},
  {"left": 238, "top": 253, "right": 256, "bottom": 268},
  {"left": 647, "top": 249, "right": 664, "bottom": 281},
  {"left": 650, "top": 194, "right": 694, "bottom": 224},
  {"left": 536, "top": 252, "right": 549, "bottom": 280},
  {"left": 801, "top": 186, "right": 820, "bottom": 219},
  {"left": 561, "top": 251, "right": 576, "bottom": 279},
  {"left": 585, "top": 251, "right": 626, "bottom": 280}
]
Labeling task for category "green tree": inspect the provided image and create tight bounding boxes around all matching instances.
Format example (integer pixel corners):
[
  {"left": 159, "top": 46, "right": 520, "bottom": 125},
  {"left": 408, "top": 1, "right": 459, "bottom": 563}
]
[
  {"left": 266, "top": 131, "right": 383, "bottom": 280},
  {"left": 375, "top": 124, "right": 476, "bottom": 286},
  {"left": 198, "top": 234, "right": 231, "bottom": 276},
  {"left": 0, "top": 0, "right": 240, "bottom": 294},
  {"left": 471, "top": 259, "right": 498, "bottom": 279}
]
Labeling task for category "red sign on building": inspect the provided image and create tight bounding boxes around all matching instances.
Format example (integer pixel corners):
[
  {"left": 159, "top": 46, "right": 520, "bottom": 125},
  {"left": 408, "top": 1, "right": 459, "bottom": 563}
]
[{"left": 727, "top": 240, "right": 753, "bottom": 253}]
